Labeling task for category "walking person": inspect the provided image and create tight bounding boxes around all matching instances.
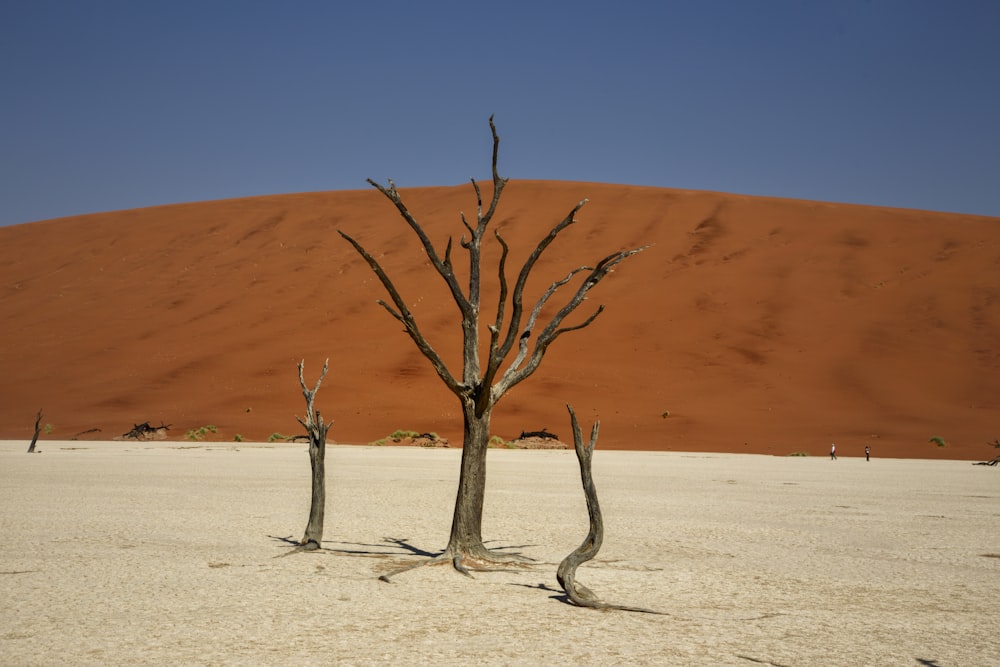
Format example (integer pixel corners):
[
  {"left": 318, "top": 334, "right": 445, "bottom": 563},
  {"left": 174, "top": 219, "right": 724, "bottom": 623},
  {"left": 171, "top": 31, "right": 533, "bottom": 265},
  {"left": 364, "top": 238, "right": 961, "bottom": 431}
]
[
  {"left": 865, "top": 445, "right": 870, "bottom": 462},
  {"left": 830, "top": 443, "right": 837, "bottom": 460}
]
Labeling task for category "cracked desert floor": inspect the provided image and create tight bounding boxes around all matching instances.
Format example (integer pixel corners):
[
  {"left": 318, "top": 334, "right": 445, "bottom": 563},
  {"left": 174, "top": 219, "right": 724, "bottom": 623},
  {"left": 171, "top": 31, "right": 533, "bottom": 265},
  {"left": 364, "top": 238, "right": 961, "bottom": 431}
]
[{"left": 2, "top": 440, "right": 997, "bottom": 666}]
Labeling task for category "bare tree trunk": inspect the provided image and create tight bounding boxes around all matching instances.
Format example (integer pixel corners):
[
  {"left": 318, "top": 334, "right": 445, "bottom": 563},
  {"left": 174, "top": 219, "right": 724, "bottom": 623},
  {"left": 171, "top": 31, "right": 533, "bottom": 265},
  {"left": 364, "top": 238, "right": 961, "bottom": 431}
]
[
  {"left": 444, "top": 401, "right": 493, "bottom": 561},
  {"left": 296, "top": 360, "right": 332, "bottom": 550},
  {"left": 301, "top": 432, "right": 327, "bottom": 549},
  {"left": 27, "top": 409, "right": 42, "bottom": 454},
  {"left": 557, "top": 405, "right": 662, "bottom": 614}
]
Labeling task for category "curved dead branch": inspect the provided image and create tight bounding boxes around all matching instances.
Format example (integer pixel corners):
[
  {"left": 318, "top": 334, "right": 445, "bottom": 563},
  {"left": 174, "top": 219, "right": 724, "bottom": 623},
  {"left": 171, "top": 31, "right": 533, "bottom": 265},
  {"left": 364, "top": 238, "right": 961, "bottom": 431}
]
[{"left": 557, "top": 405, "right": 663, "bottom": 614}]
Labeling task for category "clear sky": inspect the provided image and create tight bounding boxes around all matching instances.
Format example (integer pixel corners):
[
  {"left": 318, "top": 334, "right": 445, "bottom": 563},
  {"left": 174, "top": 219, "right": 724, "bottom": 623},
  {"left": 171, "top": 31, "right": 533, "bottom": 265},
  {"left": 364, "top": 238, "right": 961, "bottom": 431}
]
[{"left": 2, "top": 0, "right": 998, "bottom": 226}]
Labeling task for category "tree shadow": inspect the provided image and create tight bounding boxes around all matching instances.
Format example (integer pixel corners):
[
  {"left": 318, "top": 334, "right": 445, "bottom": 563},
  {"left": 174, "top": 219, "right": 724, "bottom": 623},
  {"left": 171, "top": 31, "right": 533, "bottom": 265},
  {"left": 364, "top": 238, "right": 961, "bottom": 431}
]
[
  {"left": 510, "top": 581, "right": 573, "bottom": 606},
  {"left": 483, "top": 539, "right": 539, "bottom": 560},
  {"left": 268, "top": 534, "right": 302, "bottom": 550},
  {"left": 268, "top": 535, "right": 534, "bottom": 559},
  {"left": 915, "top": 660, "right": 942, "bottom": 667},
  {"left": 734, "top": 657, "right": 790, "bottom": 667},
  {"left": 267, "top": 534, "right": 442, "bottom": 558},
  {"left": 375, "top": 537, "right": 442, "bottom": 558}
]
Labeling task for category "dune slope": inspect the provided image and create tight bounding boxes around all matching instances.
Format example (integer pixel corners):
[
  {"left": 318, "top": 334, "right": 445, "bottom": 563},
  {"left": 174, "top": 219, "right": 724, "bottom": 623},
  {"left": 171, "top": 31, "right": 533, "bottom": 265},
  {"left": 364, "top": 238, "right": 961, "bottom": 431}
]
[{"left": 1, "top": 181, "right": 998, "bottom": 458}]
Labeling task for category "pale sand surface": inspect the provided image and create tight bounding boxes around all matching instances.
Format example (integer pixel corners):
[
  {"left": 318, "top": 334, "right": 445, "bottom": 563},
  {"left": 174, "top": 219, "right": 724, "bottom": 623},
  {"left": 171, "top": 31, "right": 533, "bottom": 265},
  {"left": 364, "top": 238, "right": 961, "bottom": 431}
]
[{"left": 2, "top": 441, "right": 998, "bottom": 666}]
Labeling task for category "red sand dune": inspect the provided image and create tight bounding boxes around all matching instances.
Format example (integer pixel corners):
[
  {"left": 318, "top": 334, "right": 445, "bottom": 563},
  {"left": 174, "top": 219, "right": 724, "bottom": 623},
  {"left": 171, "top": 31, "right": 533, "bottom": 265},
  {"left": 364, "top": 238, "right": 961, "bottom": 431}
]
[{"left": 1, "top": 181, "right": 998, "bottom": 459}]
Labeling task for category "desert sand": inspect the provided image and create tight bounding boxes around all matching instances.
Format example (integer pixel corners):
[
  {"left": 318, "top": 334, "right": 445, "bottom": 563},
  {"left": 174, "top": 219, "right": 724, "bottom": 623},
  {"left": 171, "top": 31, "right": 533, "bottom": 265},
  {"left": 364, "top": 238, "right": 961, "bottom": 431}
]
[
  {"left": 2, "top": 440, "right": 998, "bottom": 665},
  {"left": 1, "top": 182, "right": 998, "bottom": 460}
]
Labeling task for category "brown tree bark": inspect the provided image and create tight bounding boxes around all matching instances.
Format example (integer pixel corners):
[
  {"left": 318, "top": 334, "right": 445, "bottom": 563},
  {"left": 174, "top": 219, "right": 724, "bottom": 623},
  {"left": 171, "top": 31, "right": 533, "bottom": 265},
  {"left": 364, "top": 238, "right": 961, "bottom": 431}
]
[
  {"left": 296, "top": 359, "right": 332, "bottom": 550},
  {"left": 27, "top": 409, "right": 42, "bottom": 453}
]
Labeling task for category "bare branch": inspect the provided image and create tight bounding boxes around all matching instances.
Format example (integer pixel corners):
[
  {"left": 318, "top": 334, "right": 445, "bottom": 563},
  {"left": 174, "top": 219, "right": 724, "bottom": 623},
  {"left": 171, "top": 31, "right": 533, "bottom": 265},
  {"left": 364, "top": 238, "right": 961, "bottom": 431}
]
[
  {"left": 481, "top": 230, "right": 511, "bottom": 390},
  {"left": 366, "top": 178, "right": 472, "bottom": 317},
  {"left": 296, "top": 358, "right": 330, "bottom": 429},
  {"left": 479, "top": 115, "right": 508, "bottom": 227},
  {"left": 459, "top": 211, "right": 475, "bottom": 241},
  {"left": 496, "top": 245, "right": 648, "bottom": 397},
  {"left": 495, "top": 199, "right": 589, "bottom": 365},
  {"left": 550, "top": 305, "right": 605, "bottom": 339},
  {"left": 536, "top": 246, "right": 649, "bottom": 344},
  {"left": 506, "top": 266, "right": 593, "bottom": 374},
  {"left": 339, "top": 230, "right": 464, "bottom": 395},
  {"left": 376, "top": 299, "right": 404, "bottom": 322},
  {"left": 443, "top": 236, "right": 454, "bottom": 270},
  {"left": 298, "top": 357, "right": 329, "bottom": 405},
  {"left": 472, "top": 178, "right": 483, "bottom": 220}
]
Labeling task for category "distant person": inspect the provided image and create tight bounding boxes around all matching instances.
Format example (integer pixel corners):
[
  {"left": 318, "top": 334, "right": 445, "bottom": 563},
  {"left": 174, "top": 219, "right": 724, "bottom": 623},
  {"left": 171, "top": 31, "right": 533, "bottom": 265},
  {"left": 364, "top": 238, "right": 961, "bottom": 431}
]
[
  {"left": 865, "top": 445, "right": 870, "bottom": 462},
  {"left": 830, "top": 443, "right": 837, "bottom": 460}
]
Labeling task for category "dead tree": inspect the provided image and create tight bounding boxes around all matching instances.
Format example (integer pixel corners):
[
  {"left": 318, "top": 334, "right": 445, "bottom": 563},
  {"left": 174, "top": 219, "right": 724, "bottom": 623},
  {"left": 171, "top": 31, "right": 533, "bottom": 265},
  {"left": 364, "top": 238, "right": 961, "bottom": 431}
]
[
  {"left": 341, "top": 117, "right": 648, "bottom": 576},
  {"left": 296, "top": 359, "right": 332, "bottom": 550},
  {"left": 556, "top": 404, "right": 662, "bottom": 614},
  {"left": 121, "top": 422, "right": 171, "bottom": 440},
  {"left": 519, "top": 428, "right": 558, "bottom": 441},
  {"left": 27, "top": 408, "right": 42, "bottom": 453}
]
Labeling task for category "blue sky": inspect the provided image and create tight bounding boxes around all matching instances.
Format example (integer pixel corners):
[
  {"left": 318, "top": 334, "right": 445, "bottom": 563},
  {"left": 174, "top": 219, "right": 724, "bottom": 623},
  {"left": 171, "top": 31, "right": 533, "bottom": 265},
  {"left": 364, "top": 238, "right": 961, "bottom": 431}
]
[{"left": 2, "top": 0, "right": 998, "bottom": 226}]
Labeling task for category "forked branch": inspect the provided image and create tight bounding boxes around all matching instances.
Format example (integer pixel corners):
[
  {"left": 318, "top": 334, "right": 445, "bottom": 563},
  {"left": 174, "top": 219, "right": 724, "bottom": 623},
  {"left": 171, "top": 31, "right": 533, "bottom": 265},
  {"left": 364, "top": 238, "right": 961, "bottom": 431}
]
[{"left": 296, "top": 358, "right": 330, "bottom": 433}]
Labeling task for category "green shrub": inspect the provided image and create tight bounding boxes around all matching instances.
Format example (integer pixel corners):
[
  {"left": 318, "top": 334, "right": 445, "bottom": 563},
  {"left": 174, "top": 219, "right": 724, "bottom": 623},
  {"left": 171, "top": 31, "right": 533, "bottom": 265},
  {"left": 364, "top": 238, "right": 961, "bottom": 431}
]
[
  {"left": 233, "top": 434, "right": 244, "bottom": 442},
  {"left": 268, "top": 432, "right": 291, "bottom": 442},
  {"left": 929, "top": 436, "right": 947, "bottom": 447},
  {"left": 186, "top": 424, "right": 219, "bottom": 441},
  {"left": 787, "top": 451, "right": 810, "bottom": 457}
]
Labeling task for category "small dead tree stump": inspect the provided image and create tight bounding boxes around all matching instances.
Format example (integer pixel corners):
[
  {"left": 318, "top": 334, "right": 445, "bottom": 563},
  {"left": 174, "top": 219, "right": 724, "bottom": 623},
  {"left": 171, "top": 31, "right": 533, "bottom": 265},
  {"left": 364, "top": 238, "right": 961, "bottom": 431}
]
[
  {"left": 27, "top": 408, "right": 42, "bottom": 453},
  {"left": 557, "top": 404, "right": 662, "bottom": 614},
  {"left": 296, "top": 358, "right": 332, "bottom": 550},
  {"left": 974, "top": 454, "right": 1000, "bottom": 467}
]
